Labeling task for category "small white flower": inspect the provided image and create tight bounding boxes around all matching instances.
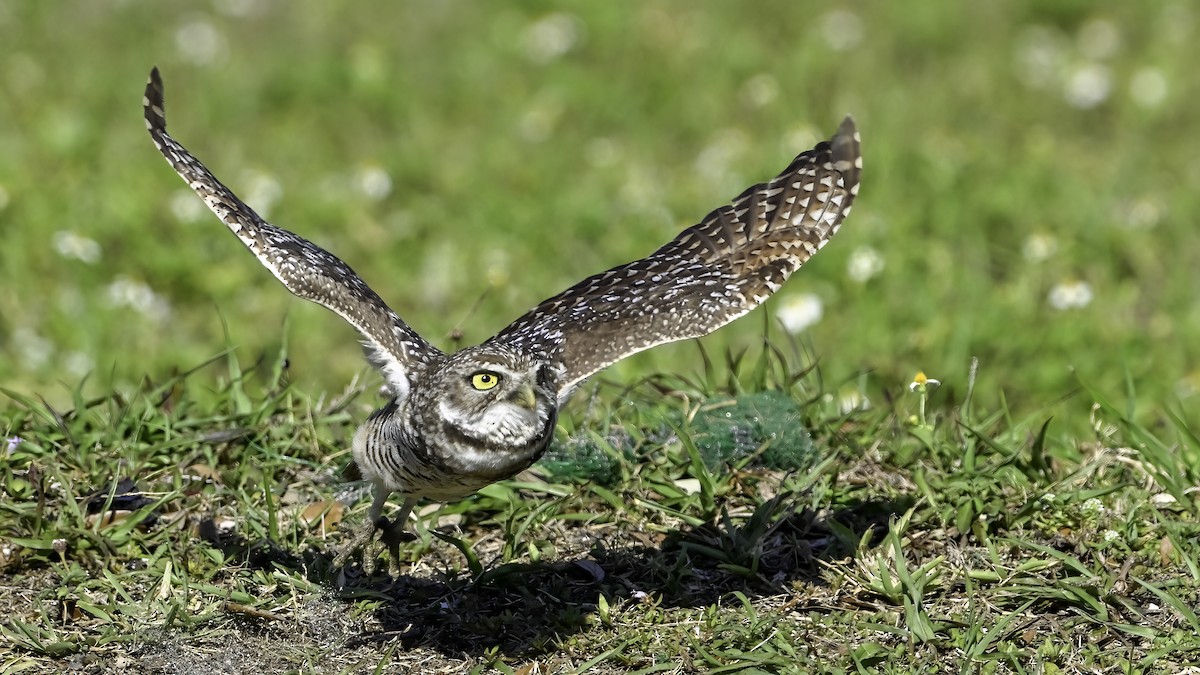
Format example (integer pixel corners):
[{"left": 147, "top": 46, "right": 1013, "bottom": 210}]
[
  {"left": 741, "top": 74, "right": 779, "bottom": 108},
  {"left": 838, "top": 389, "right": 870, "bottom": 414},
  {"left": 695, "top": 129, "right": 748, "bottom": 187},
  {"left": 819, "top": 9, "right": 863, "bottom": 52},
  {"left": 64, "top": 351, "right": 93, "bottom": 378},
  {"left": 1081, "top": 498, "right": 1104, "bottom": 517},
  {"left": 52, "top": 230, "right": 102, "bottom": 264},
  {"left": 241, "top": 171, "right": 282, "bottom": 218},
  {"left": 1119, "top": 198, "right": 1162, "bottom": 230},
  {"left": 1013, "top": 25, "right": 1066, "bottom": 90},
  {"left": 1102, "top": 529, "right": 1121, "bottom": 544},
  {"left": 783, "top": 125, "right": 818, "bottom": 155},
  {"left": 175, "top": 20, "right": 226, "bottom": 66},
  {"left": 1048, "top": 280, "right": 1093, "bottom": 310},
  {"left": 106, "top": 276, "right": 171, "bottom": 323},
  {"left": 1064, "top": 63, "right": 1112, "bottom": 108},
  {"left": 5, "top": 437, "right": 20, "bottom": 454},
  {"left": 169, "top": 189, "right": 207, "bottom": 223},
  {"left": 1129, "top": 68, "right": 1168, "bottom": 109},
  {"left": 1022, "top": 233, "right": 1058, "bottom": 262},
  {"left": 1176, "top": 373, "right": 1200, "bottom": 400},
  {"left": 776, "top": 293, "right": 823, "bottom": 334},
  {"left": 846, "top": 245, "right": 884, "bottom": 283},
  {"left": 908, "top": 372, "right": 940, "bottom": 392},
  {"left": 13, "top": 327, "right": 52, "bottom": 368},
  {"left": 355, "top": 165, "right": 392, "bottom": 201},
  {"left": 521, "top": 13, "right": 583, "bottom": 64}
]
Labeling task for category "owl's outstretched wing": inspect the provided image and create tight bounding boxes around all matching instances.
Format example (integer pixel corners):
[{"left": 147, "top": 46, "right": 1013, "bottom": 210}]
[
  {"left": 491, "top": 117, "right": 861, "bottom": 398},
  {"left": 144, "top": 68, "right": 441, "bottom": 397}
]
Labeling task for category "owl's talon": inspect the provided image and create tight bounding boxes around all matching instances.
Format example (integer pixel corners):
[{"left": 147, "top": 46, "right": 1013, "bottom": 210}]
[
  {"left": 333, "top": 508, "right": 417, "bottom": 576},
  {"left": 332, "top": 517, "right": 379, "bottom": 572}
]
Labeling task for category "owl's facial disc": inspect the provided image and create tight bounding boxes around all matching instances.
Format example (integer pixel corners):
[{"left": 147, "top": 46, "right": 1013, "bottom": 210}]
[{"left": 437, "top": 360, "right": 551, "bottom": 447}]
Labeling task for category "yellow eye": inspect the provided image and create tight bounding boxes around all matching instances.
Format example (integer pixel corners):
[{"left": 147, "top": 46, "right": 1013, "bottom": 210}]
[{"left": 470, "top": 371, "right": 501, "bottom": 391}]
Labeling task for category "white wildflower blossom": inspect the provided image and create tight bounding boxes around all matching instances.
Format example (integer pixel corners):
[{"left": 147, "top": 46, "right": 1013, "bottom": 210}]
[
  {"left": 846, "top": 245, "right": 884, "bottom": 283},
  {"left": 241, "top": 171, "right": 282, "bottom": 218},
  {"left": 1064, "top": 63, "right": 1112, "bottom": 108},
  {"left": 355, "top": 165, "right": 392, "bottom": 201},
  {"left": 783, "top": 125, "right": 819, "bottom": 156},
  {"left": 1014, "top": 25, "right": 1066, "bottom": 89},
  {"left": 820, "top": 9, "right": 863, "bottom": 52},
  {"left": 1130, "top": 68, "right": 1168, "bottom": 108},
  {"left": 908, "top": 372, "right": 940, "bottom": 393},
  {"left": 1081, "top": 498, "right": 1104, "bottom": 517},
  {"left": 106, "top": 276, "right": 171, "bottom": 323},
  {"left": 618, "top": 165, "right": 658, "bottom": 211},
  {"left": 1048, "top": 280, "right": 1093, "bottom": 310},
  {"left": 741, "top": 74, "right": 779, "bottom": 108},
  {"left": 1022, "top": 232, "right": 1058, "bottom": 262},
  {"left": 1176, "top": 372, "right": 1200, "bottom": 400},
  {"left": 13, "top": 327, "right": 52, "bottom": 368},
  {"left": 1102, "top": 529, "right": 1121, "bottom": 544},
  {"left": 776, "top": 293, "right": 823, "bottom": 334},
  {"left": 52, "top": 230, "right": 102, "bottom": 264},
  {"left": 1119, "top": 198, "right": 1163, "bottom": 230},
  {"left": 521, "top": 13, "right": 583, "bottom": 64},
  {"left": 64, "top": 351, "right": 93, "bottom": 378},
  {"left": 485, "top": 250, "right": 511, "bottom": 287},
  {"left": 695, "top": 129, "right": 748, "bottom": 187},
  {"left": 169, "top": 189, "right": 207, "bottom": 223},
  {"left": 838, "top": 389, "right": 871, "bottom": 414},
  {"left": 175, "top": 20, "right": 226, "bottom": 66}
]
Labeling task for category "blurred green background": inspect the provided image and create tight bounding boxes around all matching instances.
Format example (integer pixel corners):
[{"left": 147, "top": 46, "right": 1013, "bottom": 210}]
[{"left": 1, "top": 1, "right": 1196, "bottom": 422}]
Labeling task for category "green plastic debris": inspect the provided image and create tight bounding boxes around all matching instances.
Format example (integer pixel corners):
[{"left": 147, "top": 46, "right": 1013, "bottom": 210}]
[
  {"left": 688, "top": 391, "right": 817, "bottom": 470},
  {"left": 537, "top": 391, "right": 818, "bottom": 485}
]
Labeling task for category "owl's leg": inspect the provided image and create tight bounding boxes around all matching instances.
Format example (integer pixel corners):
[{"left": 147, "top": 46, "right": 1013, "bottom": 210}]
[
  {"left": 333, "top": 483, "right": 417, "bottom": 577},
  {"left": 377, "top": 496, "right": 419, "bottom": 578}
]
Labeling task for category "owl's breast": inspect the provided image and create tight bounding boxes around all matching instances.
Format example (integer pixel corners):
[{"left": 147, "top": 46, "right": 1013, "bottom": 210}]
[{"left": 352, "top": 397, "right": 557, "bottom": 503}]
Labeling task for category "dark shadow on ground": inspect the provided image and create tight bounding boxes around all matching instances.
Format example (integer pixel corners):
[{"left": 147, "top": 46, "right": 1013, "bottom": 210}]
[{"left": 314, "top": 494, "right": 917, "bottom": 659}]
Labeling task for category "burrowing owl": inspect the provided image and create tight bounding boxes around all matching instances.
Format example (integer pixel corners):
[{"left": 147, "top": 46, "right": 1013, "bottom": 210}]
[{"left": 143, "top": 68, "right": 861, "bottom": 575}]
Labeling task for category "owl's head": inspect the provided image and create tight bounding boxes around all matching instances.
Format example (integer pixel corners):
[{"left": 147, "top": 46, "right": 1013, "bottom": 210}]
[{"left": 432, "top": 347, "right": 557, "bottom": 449}]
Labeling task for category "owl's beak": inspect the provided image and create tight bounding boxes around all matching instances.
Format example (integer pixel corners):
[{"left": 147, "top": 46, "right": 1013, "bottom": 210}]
[{"left": 510, "top": 382, "right": 538, "bottom": 411}]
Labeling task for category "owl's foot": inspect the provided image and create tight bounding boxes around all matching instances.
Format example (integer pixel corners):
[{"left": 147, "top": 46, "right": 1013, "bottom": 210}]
[
  {"left": 333, "top": 495, "right": 418, "bottom": 577},
  {"left": 333, "top": 516, "right": 415, "bottom": 577}
]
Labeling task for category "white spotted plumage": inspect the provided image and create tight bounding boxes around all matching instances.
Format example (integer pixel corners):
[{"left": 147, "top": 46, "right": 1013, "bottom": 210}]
[{"left": 143, "top": 68, "right": 861, "bottom": 575}]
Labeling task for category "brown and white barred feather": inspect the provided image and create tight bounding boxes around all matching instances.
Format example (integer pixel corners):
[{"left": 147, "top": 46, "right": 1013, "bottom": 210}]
[
  {"left": 143, "top": 68, "right": 440, "bottom": 399},
  {"left": 491, "top": 117, "right": 861, "bottom": 396}
]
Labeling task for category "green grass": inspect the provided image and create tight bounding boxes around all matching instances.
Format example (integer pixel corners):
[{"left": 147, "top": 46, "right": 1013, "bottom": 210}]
[
  {"left": 2, "top": 1, "right": 1200, "bottom": 672},
  {"left": 3, "top": 348, "right": 1199, "bottom": 672}
]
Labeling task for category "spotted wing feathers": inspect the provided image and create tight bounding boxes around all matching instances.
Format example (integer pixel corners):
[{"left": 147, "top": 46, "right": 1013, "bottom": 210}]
[
  {"left": 492, "top": 117, "right": 861, "bottom": 397},
  {"left": 143, "top": 68, "right": 440, "bottom": 397}
]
